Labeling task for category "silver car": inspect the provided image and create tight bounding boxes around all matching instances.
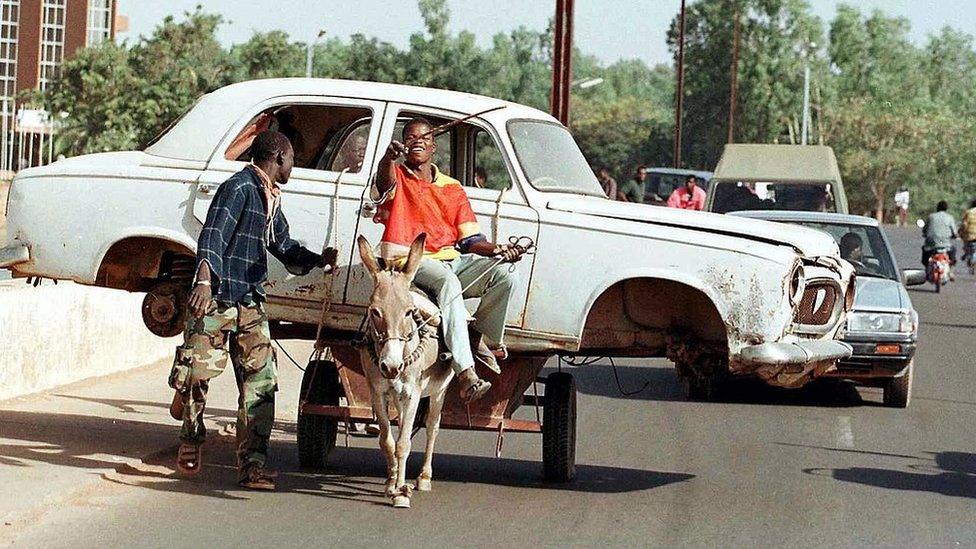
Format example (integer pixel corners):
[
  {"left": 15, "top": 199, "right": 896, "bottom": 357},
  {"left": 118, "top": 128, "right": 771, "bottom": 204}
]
[{"left": 733, "top": 211, "right": 923, "bottom": 407}]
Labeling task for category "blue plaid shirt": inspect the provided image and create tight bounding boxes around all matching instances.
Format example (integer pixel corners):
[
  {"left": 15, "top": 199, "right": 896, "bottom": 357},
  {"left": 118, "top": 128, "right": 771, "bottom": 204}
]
[{"left": 196, "top": 166, "right": 320, "bottom": 304}]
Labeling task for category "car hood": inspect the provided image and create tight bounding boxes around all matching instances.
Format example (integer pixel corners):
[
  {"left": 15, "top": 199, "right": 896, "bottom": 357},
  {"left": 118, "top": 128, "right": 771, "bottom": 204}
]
[
  {"left": 853, "top": 276, "right": 910, "bottom": 313},
  {"left": 546, "top": 196, "right": 840, "bottom": 258}
]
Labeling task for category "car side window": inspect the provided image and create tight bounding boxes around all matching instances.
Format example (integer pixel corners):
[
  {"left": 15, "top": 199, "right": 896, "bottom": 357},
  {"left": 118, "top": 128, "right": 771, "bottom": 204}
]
[
  {"left": 473, "top": 130, "right": 512, "bottom": 191},
  {"left": 224, "top": 104, "right": 373, "bottom": 174}
]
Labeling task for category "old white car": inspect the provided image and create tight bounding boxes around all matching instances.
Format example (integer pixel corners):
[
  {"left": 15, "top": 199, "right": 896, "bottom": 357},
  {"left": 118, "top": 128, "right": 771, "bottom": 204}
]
[{"left": 1, "top": 78, "right": 854, "bottom": 398}]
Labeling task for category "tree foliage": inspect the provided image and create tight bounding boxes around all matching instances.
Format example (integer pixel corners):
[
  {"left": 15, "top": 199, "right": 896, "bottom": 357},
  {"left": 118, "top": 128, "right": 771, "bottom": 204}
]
[
  {"left": 39, "top": 3, "right": 671, "bottom": 184},
  {"left": 671, "top": 1, "right": 976, "bottom": 219}
]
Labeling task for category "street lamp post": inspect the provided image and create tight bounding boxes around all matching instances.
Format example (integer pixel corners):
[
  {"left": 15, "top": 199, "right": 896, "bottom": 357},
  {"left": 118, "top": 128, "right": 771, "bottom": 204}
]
[
  {"left": 800, "top": 42, "right": 815, "bottom": 145},
  {"left": 305, "top": 29, "right": 326, "bottom": 78}
]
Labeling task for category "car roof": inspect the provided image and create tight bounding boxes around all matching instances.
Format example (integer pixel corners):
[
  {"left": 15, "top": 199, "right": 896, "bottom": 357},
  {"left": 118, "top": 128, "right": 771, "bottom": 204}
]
[
  {"left": 730, "top": 210, "right": 880, "bottom": 227},
  {"left": 146, "top": 78, "right": 557, "bottom": 162}
]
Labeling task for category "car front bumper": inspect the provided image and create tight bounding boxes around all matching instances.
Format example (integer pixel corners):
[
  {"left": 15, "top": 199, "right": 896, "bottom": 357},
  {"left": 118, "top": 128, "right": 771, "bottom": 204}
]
[
  {"left": 0, "top": 244, "right": 28, "bottom": 269},
  {"left": 734, "top": 340, "right": 853, "bottom": 389},
  {"left": 824, "top": 337, "right": 916, "bottom": 380}
]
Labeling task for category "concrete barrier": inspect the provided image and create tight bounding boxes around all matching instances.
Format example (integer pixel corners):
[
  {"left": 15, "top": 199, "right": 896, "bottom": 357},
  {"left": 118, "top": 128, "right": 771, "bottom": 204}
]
[{"left": 0, "top": 280, "right": 175, "bottom": 401}]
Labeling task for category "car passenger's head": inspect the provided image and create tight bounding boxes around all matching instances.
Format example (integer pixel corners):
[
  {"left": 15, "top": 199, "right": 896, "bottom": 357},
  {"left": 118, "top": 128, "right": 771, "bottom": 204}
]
[
  {"left": 402, "top": 117, "right": 436, "bottom": 166},
  {"left": 251, "top": 130, "right": 294, "bottom": 184},
  {"left": 474, "top": 166, "right": 487, "bottom": 187},
  {"left": 938, "top": 200, "right": 949, "bottom": 212},
  {"left": 685, "top": 175, "right": 698, "bottom": 191},
  {"left": 840, "top": 232, "right": 863, "bottom": 262}
]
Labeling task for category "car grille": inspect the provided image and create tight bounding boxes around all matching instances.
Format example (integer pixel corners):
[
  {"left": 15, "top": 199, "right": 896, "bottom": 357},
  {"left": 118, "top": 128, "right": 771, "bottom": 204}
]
[{"left": 795, "top": 282, "right": 839, "bottom": 326}]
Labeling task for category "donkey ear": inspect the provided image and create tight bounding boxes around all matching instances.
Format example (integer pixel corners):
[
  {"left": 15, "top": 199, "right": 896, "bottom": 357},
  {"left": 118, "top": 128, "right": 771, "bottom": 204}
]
[
  {"left": 402, "top": 233, "right": 427, "bottom": 281},
  {"left": 357, "top": 235, "right": 381, "bottom": 276}
]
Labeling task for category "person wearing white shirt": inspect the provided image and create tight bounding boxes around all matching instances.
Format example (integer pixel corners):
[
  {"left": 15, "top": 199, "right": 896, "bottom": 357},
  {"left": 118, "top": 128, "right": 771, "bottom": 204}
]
[{"left": 894, "top": 186, "right": 910, "bottom": 227}]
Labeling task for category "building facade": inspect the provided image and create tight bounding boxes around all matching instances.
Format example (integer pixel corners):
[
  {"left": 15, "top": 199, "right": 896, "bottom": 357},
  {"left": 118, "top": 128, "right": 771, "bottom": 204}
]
[{"left": 0, "top": 0, "right": 116, "bottom": 174}]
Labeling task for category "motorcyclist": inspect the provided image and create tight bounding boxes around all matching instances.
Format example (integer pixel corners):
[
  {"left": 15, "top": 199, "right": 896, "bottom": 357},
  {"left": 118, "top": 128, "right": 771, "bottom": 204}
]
[
  {"left": 958, "top": 199, "right": 976, "bottom": 268},
  {"left": 921, "top": 200, "right": 958, "bottom": 272}
]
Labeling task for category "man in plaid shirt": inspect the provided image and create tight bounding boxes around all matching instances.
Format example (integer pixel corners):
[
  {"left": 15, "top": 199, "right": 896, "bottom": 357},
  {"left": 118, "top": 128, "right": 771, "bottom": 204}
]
[{"left": 169, "top": 130, "right": 335, "bottom": 490}]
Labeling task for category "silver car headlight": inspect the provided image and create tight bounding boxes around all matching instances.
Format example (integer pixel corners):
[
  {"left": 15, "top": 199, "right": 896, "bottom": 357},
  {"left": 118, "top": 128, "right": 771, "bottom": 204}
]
[{"left": 846, "top": 311, "right": 916, "bottom": 333}]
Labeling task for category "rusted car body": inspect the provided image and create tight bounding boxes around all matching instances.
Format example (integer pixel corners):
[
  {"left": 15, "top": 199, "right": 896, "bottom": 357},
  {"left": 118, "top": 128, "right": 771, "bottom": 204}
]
[{"left": 2, "top": 79, "right": 854, "bottom": 412}]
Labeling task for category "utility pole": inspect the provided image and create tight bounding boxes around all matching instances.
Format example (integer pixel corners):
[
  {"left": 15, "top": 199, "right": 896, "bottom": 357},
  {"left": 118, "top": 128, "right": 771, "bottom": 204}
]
[
  {"left": 551, "top": 0, "right": 574, "bottom": 126},
  {"left": 727, "top": 8, "right": 740, "bottom": 144},
  {"left": 800, "top": 42, "right": 814, "bottom": 145},
  {"left": 801, "top": 63, "right": 810, "bottom": 145},
  {"left": 673, "top": 0, "right": 686, "bottom": 169}
]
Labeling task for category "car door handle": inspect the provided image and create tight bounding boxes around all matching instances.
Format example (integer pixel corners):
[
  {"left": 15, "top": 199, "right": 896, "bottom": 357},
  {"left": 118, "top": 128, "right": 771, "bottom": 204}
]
[{"left": 198, "top": 184, "right": 215, "bottom": 195}]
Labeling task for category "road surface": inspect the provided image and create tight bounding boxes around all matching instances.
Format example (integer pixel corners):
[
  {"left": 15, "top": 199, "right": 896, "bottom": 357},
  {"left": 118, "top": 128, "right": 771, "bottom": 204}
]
[{"left": 2, "top": 225, "right": 974, "bottom": 548}]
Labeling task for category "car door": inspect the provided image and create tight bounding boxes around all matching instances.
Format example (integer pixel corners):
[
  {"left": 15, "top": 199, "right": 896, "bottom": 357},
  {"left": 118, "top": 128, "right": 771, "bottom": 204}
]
[
  {"left": 344, "top": 103, "right": 540, "bottom": 328},
  {"left": 195, "top": 95, "right": 386, "bottom": 321}
]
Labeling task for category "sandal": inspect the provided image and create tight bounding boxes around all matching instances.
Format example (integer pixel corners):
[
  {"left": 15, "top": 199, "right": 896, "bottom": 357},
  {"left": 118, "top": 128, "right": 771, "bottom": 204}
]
[
  {"left": 238, "top": 464, "right": 277, "bottom": 491},
  {"left": 177, "top": 443, "right": 202, "bottom": 475}
]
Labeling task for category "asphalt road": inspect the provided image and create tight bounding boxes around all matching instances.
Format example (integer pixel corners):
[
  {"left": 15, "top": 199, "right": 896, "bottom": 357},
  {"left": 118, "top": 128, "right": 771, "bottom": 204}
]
[{"left": 3, "top": 225, "right": 976, "bottom": 548}]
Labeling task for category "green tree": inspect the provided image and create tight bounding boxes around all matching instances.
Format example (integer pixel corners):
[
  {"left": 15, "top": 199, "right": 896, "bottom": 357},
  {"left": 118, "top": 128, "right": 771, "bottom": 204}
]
[
  {"left": 37, "top": 42, "right": 142, "bottom": 153},
  {"left": 668, "top": 0, "right": 825, "bottom": 169},
  {"left": 232, "top": 31, "right": 306, "bottom": 80}
]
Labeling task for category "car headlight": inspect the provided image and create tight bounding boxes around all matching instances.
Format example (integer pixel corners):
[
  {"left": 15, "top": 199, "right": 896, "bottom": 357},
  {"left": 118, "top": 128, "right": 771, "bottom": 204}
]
[{"left": 846, "top": 311, "right": 916, "bottom": 333}]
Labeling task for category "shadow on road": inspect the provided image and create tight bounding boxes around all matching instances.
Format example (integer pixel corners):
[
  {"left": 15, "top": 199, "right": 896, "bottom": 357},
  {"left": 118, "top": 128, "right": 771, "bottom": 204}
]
[
  {"left": 572, "top": 364, "right": 865, "bottom": 407},
  {"left": 0, "top": 408, "right": 692, "bottom": 506},
  {"left": 786, "top": 443, "right": 976, "bottom": 499}
]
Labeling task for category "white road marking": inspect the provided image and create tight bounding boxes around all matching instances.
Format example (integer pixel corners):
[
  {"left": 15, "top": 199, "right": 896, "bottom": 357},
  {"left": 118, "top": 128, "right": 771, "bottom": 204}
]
[{"left": 836, "top": 415, "right": 855, "bottom": 448}]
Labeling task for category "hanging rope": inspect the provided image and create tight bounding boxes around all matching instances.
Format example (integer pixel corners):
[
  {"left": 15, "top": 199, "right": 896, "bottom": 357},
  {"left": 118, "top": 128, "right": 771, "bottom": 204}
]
[{"left": 311, "top": 168, "right": 350, "bottom": 361}]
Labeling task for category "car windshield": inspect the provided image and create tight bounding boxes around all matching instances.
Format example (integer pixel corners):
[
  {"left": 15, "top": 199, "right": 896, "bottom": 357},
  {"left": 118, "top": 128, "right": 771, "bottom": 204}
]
[
  {"left": 507, "top": 120, "right": 605, "bottom": 196},
  {"left": 711, "top": 181, "right": 837, "bottom": 213},
  {"left": 794, "top": 222, "right": 898, "bottom": 280}
]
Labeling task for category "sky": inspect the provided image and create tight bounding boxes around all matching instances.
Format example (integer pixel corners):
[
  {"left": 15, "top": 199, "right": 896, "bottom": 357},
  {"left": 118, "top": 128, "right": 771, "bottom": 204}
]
[{"left": 115, "top": 0, "right": 976, "bottom": 67}]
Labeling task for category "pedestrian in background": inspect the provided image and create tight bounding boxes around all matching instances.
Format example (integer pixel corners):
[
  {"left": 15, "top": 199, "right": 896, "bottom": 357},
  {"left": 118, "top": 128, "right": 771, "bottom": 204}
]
[
  {"left": 617, "top": 165, "right": 647, "bottom": 203},
  {"left": 667, "top": 175, "right": 707, "bottom": 210},
  {"left": 597, "top": 167, "right": 617, "bottom": 200},
  {"left": 894, "top": 186, "right": 910, "bottom": 227}
]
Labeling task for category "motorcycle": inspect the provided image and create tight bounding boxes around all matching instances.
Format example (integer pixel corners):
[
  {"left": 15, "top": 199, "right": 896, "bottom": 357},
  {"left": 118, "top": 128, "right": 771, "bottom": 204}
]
[{"left": 926, "top": 248, "right": 952, "bottom": 292}]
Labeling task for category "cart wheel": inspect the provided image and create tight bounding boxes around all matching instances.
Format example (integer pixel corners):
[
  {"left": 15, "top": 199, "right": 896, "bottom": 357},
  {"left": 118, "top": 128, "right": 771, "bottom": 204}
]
[
  {"left": 542, "top": 372, "right": 576, "bottom": 482},
  {"left": 298, "top": 360, "right": 341, "bottom": 469}
]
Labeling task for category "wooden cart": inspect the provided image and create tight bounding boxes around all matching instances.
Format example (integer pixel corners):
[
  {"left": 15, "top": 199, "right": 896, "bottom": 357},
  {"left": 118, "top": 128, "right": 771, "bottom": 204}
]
[{"left": 295, "top": 345, "right": 577, "bottom": 481}]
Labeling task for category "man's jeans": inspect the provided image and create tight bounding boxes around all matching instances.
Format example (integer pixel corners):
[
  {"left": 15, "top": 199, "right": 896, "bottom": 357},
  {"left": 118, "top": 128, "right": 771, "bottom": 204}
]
[{"left": 412, "top": 255, "right": 516, "bottom": 373}]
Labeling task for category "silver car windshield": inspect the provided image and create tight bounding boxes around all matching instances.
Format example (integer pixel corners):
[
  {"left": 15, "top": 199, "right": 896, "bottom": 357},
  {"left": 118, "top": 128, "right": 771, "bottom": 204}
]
[
  {"left": 507, "top": 120, "right": 604, "bottom": 196},
  {"left": 795, "top": 222, "right": 898, "bottom": 280}
]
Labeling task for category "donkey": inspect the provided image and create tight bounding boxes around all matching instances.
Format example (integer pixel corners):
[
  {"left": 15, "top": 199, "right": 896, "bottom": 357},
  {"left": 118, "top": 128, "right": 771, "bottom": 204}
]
[{"left": 357, "top": 233, "right": 454, "bottom": 508}]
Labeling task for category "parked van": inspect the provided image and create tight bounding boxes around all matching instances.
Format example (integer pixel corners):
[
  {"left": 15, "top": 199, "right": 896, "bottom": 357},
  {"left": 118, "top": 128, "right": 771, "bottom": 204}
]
[{"left": 705, "top": 144, "right": 848, "bottom": 214}]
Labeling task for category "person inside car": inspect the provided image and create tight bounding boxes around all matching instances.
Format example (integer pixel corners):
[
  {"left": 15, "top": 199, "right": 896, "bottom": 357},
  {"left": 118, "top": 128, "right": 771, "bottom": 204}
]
[{"left": 839, "top": 232, "right": 867, "bottom": 272}]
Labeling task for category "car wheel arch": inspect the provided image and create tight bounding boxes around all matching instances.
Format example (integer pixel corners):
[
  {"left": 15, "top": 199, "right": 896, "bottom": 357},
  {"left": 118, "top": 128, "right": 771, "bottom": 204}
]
[
  {"left": 94, "top": 233, "right": 196, "bottom": 292},
  {"left": 576, "top": 273, "right": 731, "bottom": 354}
]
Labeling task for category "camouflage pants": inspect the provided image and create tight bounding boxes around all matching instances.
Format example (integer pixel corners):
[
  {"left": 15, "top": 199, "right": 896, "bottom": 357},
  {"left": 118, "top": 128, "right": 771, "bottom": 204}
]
[{"left": 174, "top": 300, "right": 277, "bottom": 468}]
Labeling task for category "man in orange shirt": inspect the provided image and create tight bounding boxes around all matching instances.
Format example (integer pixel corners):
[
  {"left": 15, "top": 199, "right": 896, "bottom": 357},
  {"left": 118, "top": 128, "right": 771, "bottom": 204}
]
[
  {"left": 667, "top": 175, "right": 707, "bottom": 210},
  {"left": 372, "top": 118, "right": 524, "bottom": 402}
]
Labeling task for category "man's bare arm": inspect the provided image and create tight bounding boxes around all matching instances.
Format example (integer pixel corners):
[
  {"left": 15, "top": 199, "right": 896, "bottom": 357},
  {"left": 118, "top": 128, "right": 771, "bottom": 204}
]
[{"left": 375, "top": 140, "right": 408, "bottom": 194}]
